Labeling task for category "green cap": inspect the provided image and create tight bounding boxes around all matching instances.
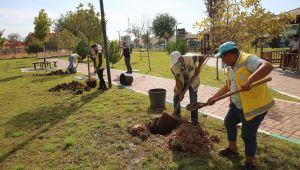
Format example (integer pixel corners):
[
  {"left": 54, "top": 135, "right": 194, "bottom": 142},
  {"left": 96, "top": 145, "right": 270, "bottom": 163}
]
[{"left": 215, "top": 41, "right": 238, "bottom": 58}]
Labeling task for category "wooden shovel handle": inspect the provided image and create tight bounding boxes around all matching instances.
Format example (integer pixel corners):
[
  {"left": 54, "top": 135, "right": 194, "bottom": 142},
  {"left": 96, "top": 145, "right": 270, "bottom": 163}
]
[
  {"left": 186, "top": 77, "right": 272, "bottom": 111},
  {"left": 213, "top": 77, "right": 272, "bottom": 102}
]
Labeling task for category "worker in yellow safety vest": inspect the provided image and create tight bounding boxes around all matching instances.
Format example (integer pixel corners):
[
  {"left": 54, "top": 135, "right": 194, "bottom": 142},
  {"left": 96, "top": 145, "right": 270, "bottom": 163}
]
[
  {"left": 91, "top": 43, "right": 107, "bottom": 91},
  {"left": 207, "top": 41, "right": 274, "bottom": 169}
]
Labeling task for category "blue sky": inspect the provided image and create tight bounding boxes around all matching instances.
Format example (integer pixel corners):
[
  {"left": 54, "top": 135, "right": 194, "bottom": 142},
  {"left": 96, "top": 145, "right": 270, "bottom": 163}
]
[{"left": 0, "top": 0, "right": 299, "bottom": 40}]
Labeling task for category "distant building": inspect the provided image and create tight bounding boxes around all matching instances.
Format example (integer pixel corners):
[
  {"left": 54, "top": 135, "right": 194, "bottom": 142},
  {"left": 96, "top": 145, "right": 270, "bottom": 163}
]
[
  {"left": 3, "top": 41, "right": 25, "bottom": 49},
  {"left": 288, "top": 7, "right": 300, "bottom": 23},
  {"left": 176, "top": 28, "right": 186, "bottom": 40},
  {"left": 185, "top": 33, "right": 201, "bottom": 52}
]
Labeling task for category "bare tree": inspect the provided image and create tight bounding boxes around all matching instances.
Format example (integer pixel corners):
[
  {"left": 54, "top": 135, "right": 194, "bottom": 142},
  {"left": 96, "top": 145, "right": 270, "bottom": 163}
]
[
  {"left": 130, "top": 24, "right": 142, "bottom": 48},
  {"left": 141, "top": 15, "right": 152, "bottom": 71},
  {"left": 8, "top": 33, "right": 21, "bottom": 54},
  {"left": 0, "top": 29, "right": 5, "bottom": 48},
  {"left": 204, "top": 0, "right": 224, "bottom": 80}
]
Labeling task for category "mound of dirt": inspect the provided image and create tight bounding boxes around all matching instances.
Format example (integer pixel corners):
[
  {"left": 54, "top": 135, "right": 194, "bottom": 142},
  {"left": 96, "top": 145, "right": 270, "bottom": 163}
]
[
  {"left": 49, "top": 80, "right": 91, "bottom": 94},
  {"left": 34, "top": 69, "right": 69, "bottom": 76},
  {"left": 167, "top": 122, "right": 212, "bottom": 153},
  {"left": 128, "top": 124, "right": 150, "bottom": 141}
]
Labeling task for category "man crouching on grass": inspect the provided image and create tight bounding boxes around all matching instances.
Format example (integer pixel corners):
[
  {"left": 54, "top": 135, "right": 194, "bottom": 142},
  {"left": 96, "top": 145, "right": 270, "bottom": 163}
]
[{"left": 207, "top": 42, "right": 274, "bottom": 170}]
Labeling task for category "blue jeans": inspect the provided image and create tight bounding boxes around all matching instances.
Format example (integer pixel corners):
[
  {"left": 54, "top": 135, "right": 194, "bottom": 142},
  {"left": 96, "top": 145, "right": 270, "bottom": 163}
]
[
  {"left": 173, "top": 86, "right": 198, "bottom": 121},
  {"left": 225, "top": 103, "right": 267, "bottom": 157},
  {"left": 124, "top": 57, "right": 132, "bottom": 73}
]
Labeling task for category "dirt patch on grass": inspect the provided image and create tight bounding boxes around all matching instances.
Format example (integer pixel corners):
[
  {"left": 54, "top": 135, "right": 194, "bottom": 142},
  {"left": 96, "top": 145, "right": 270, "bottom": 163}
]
[
  {"left": 34, "top": 69, "right": 69, "bottom": 76},
  {"left": 49, "top": 80, "right": 91, "bottom": 94},
  {"left": 128, "top": 124, "right": 150, "bottom": 141},
  {"left": 130, "top": 116, "right": 221, "bottom": 153}
]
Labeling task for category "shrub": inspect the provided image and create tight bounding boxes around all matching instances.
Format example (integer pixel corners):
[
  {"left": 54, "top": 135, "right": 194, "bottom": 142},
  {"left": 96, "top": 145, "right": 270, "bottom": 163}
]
[
  {"left": 108, "top": 40, "right": 121, "bottom": 67},
  {"left": 166, "top": 39, "right": 188, "bottom": 55},
  {"left": 166, "top": 42, "right": 177, "bottom": 54},
  {"left": 25, "top": 40, "right": 44, "bottom": 57},
  {"left": 74, "top": 40, "right": 90, "bottom": 59},
  {"left": 176, "top": 39, "right": 188, "bottom": 55}
]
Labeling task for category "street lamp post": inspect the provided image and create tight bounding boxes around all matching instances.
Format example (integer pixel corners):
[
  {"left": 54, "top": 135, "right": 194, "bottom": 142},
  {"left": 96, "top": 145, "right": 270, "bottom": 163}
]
[
  {"left": 117, "top": 30, "right": 121, "bottom": 46},
  {"left": 175, "top": 23, "right": 182, "bottom": 41},
  {"left": 99, "top": 0, "right": 112, "bottom": 88}
]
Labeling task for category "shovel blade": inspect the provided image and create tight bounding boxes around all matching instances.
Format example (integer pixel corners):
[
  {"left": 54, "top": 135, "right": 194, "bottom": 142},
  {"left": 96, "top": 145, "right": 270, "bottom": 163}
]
[
  {"left": 155, "top": 111, "right": 180, "bottom": 135},
  {"left": 186, "top": 102, "right": 207, "bottom": 111}
]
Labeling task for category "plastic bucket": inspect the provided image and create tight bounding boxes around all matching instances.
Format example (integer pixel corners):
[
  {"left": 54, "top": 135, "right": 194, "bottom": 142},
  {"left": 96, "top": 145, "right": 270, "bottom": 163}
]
[
  {"left": 120, "top": 73, "right": 133, "bottom": 86},
  {"left": 148, "top": 88, "right": 166, "bottom": 109}
]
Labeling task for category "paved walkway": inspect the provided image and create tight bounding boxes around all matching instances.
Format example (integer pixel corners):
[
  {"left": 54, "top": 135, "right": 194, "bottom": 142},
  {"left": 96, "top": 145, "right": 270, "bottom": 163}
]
[
  {"left": 206, "top": 57, "right": 300, "bottom": 98},
  {"left": 57, "top": 60, "right": 300, "bottom": 142}
]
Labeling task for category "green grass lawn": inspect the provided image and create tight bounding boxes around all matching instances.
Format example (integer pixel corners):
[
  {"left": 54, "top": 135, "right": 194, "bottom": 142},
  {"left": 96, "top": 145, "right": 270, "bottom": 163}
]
[{"left": 0, "top": 58, "right": 299, "bottom": 169}]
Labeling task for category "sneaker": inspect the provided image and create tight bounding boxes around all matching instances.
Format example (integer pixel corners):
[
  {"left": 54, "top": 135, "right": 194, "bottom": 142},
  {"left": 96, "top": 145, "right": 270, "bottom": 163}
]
[
  {"left": 219, "top": 148, "right": 239, "bottom": 157},
  {"left": 242, "top": 162, "right": 257, "bottom": 170},
  {"left": 125, "top": 71, "right": 129, "bottom": 74}
]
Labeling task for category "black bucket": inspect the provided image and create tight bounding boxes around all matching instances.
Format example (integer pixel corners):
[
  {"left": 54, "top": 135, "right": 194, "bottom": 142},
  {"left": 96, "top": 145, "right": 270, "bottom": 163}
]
[
  {"left": 120, "top": 73, "right": 133, "bottom": 86},
  {"left": 148, "top": 88, "right": 166, "bottom": 109}
]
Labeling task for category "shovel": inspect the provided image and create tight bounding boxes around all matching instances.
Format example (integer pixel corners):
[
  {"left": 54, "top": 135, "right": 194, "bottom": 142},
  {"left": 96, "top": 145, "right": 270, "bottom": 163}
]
[
  {"left": 186, "top": 77, "right": 272, "bottom": 111},
  {"left": 155, "top": 55, "right": 209, "bottom": 134}
]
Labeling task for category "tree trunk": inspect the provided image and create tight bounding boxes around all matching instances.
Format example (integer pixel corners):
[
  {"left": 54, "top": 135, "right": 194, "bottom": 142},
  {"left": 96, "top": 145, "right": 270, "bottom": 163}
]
[
  {"left": 147, "top": 46, "right": 151, "bottom": 71},
  {"left": 216, "top": 57, "right": 219, "bottom": 80},
  {"left": 87, "top": 55, "right": 91, "bottom": 81}
]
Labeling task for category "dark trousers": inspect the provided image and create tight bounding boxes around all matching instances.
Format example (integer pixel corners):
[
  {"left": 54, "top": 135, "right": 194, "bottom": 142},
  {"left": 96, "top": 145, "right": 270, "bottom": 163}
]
[
  {"left": 125, "top": 57, "right": 132, "bottom": 73},
  {"left": 97, "top": 69, "right": 107, "bottom": 89},
  {"left": 173, "top": 86, "right": 198, "bottom": 121},
  {"left": 225, "top": 103, "right": 267, "bottom": 157}
]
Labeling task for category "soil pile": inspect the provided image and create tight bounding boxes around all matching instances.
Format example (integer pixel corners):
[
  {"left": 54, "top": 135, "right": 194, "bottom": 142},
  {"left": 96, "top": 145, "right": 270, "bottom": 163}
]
[
  {"left": 167, "top": 123, "right": 213, "bottom": 152},
  {"left": 49, "top": 81, "right": 91, "bottom": 94},
  {"left": 128, "top": 124, "right": 150, "bottom": 141},
  {"left": 34, "top": 70, "right": 69, "bottom": 76}
]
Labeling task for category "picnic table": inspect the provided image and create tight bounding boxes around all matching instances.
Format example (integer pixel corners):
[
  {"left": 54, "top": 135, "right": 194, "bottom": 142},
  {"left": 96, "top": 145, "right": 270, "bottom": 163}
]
[{"left": 32, "top": 56, "right": 58, "bottom": 70}]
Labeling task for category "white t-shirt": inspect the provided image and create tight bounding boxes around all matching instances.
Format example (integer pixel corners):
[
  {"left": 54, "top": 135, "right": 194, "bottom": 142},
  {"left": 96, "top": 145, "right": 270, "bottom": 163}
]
[{"left": 291, "top": 39, "right": 299, "bottom": 51}]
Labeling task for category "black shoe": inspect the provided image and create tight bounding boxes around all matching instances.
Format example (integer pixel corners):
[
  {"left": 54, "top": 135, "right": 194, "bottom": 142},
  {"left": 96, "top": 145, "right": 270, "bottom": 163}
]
[
  {"left": 125, "top": 71, "right": 129, "bottom": 74},
  {"left": 241, "top": 162, "right": 257, "bottom": 170},
  {"left": 219, "top": 148, "right": 239, "bottom": 157}
]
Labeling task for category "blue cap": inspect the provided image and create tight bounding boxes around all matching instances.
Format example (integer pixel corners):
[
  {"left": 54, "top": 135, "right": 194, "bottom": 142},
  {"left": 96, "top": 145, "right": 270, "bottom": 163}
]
[{"left": 215, "top": 41, "right": 238, "bottom": 58}]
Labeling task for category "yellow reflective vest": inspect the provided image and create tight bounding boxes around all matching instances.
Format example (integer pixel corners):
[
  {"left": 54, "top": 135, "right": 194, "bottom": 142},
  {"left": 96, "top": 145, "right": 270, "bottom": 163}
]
[
  {"left": 226, "top": 52, "right": 275, "bottom": 121},
  {"left": 95, "top": 51, "right": 106, "bottom": 70}
]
